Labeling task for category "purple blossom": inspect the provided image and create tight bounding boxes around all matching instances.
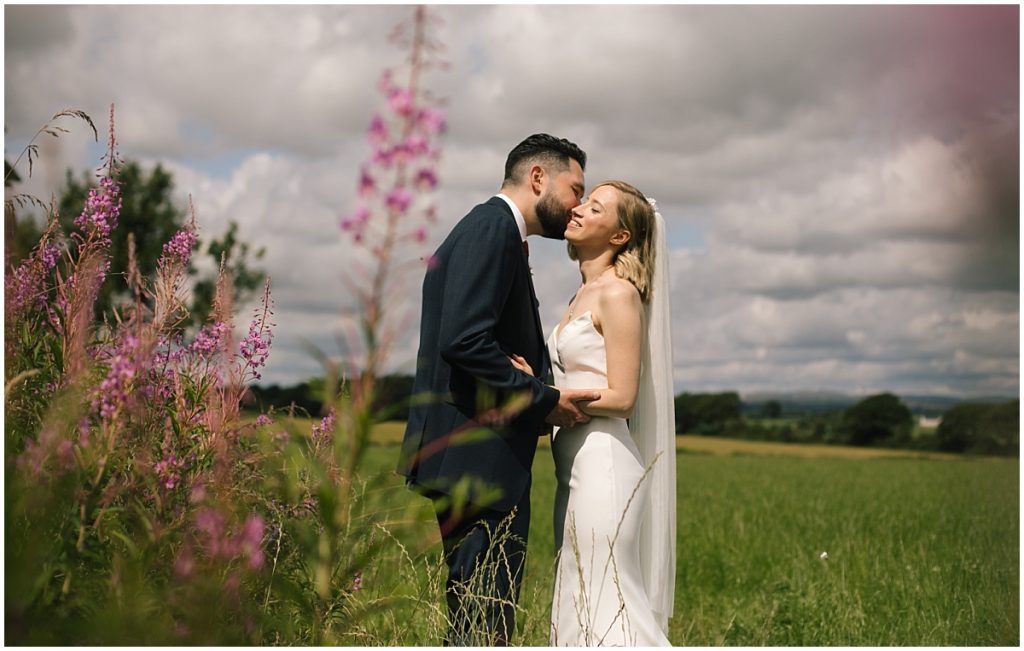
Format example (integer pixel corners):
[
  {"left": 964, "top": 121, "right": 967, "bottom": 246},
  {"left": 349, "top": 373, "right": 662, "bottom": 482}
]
[
  {"left": 387, "top": 87, "right": 415, "bottom": 116},
  {"left": 190, "top": 322, "right": 228, "bottom": 357},
  {"left": 255, "top": 413, "right": 272, "bottom": 427},
  {"left": 341, "top": 205, "right": 372, "bottom": 234},
  {"left": 416, "top": 108, "right": 446, "bottom": 135},
  {"left": 351, "top": 571, "right": 363, "bottom": 592},
  {"left": 73, "top": 176, "right": 121, "bottom": 244},
  {"left": 385, "top": 188, "right": 413, "bottom": 215},
  {"left": 154, "top": 453, "right": 187, "bottom": 491},
  {"left": 358, "top": 168, "right": 376, "bottom": 198},
  {"left": 372, "top": 145, "right": 395, "bottom": 169},
  {"left": 41, "top": 243, "right": 61, "bottom": 271},
  {"left": 239, "top": 514, "right": 265, "bottom": 570},
  {"left": 239, "top": 289, "right": 274, "bottom": 381},
  {"left": 404, "top": 134, "right": 429, "bottom": 157},
  {"left": 192, "top": 509, "right": 265, "bottom": 571},
  {"left": 368, "top": 114, "right": 388, "bottom": 144},
  {"left": 414, "top": 168, "right": 439, "bottom": 191},
  {"left": 160, "top": 227, "right": 199, "bottom": 268},
  {"left": 311, "top": 408, "right": 337, "bottom": 441},
  {"left": 174, "top": 546, "right": 195, "bottom": 578},
  {"left": 92, "top": 334, "right": 142, "bottom": 420},
  {"left": 5, "top": 242, "right": 62, "bottom": 318}
]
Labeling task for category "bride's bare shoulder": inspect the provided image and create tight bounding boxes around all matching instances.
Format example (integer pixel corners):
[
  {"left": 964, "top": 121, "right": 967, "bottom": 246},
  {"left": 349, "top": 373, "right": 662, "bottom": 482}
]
[
  {"left": 601, "top": 275, "right": 640, "bottom": 302},
  {"left": 596, "top": 276, "right": 641, "bottom": 317}
]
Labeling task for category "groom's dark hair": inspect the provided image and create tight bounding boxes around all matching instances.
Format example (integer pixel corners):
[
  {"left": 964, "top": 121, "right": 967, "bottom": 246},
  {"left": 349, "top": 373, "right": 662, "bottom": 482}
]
[{"left": 503, "top": 133, "right": 587, "bottom": 185}]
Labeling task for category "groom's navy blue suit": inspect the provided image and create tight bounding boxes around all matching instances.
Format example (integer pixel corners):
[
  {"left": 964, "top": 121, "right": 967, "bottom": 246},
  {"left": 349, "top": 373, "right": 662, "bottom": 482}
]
[{"left": 399, "top": 196, "right": 559, "bottom": 644}]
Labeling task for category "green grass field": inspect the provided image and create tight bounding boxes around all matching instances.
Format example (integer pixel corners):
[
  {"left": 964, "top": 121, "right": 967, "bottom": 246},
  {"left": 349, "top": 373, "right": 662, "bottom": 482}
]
[{"left": 331, "top": 427, "right": 1019, "bottom": 645}]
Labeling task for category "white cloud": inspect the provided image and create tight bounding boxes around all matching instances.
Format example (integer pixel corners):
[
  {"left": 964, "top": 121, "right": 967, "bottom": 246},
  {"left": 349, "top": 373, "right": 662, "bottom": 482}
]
[{"left": 4, "top": 4, "right": 1017, "bottom": 398}]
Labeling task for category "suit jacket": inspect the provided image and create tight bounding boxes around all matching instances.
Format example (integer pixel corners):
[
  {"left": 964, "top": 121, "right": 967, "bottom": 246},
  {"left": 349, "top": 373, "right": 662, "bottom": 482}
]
[{"left": 398, "top": 196, "right": 560, "bottom": 512}]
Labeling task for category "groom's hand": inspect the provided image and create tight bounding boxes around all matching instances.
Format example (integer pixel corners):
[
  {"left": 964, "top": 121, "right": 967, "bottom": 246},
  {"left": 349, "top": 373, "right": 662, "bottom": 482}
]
[{"left": 545, "top": 389, "right": 601, "bottom": 428}]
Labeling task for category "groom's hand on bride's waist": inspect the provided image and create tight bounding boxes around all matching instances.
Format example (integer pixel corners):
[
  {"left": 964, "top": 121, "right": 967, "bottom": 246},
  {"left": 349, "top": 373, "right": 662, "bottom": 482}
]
[{"left": 545, "top": 389, "right": 601, "bottom": 428}]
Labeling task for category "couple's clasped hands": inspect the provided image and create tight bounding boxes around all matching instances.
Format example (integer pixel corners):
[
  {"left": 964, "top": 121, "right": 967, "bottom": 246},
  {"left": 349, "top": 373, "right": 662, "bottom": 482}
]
[{"left": 510, "top": 354, "right": 601, "bottom": 429}]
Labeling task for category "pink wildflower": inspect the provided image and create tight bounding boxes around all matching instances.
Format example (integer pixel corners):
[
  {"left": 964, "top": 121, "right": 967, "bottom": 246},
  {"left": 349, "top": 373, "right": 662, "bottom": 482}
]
[
  {"left": 311, "top": 408, "right": 337, "bottom": 441},
  {"left": 92, "top": 334, "right": 142, "bottom": 420},
  {"left": 154, "top": 453, "right": 187, "bottom": 491},
  {"left": 367, "top": 114, "right": 388, "bottom": 144},
  {"left": 416, "top": 108, "right": 446, "bottom": 135},
  {"left": 239, "top": 284, "right": 274, "bottom": 381},
  {"left": 160, "top": 227, "right": 198, "bottom": 268},
  {"left": 239, "top": 514, "right": 265, "bottom": 570},
  {"left": 385, "top": 188, "right": 413, "bottom": 215},
  {"left": 73, "top": 176, "right": 121, "bottom": 244},
  {"left": 414, "top": 168, "right": 439, "bottom": 191},
  {"left": 358, "top": 168, "right": 376, "bottom": 198},
  {"left": 388, "top": 87, "right": 415, "bottom": 117},
  {"left": 255, "top": 413, "right": 272, "bottom": 427}
]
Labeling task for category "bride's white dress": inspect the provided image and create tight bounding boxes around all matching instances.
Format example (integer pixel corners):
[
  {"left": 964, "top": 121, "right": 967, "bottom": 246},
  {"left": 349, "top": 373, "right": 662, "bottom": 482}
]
[{"left": 548, "top": 311, "right": 670, "bottom": 647}]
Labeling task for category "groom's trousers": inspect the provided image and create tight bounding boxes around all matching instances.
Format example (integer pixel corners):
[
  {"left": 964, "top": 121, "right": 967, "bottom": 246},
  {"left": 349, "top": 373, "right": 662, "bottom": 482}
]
[{"left": 434, "top": 484, "right": 531, "bottom": 646}]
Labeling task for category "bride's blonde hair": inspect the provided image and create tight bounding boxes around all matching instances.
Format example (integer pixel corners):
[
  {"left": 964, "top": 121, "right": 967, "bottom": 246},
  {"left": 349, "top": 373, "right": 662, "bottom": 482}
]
[{"left": 568, "top": 180, "right": 657, "bottom": 303}]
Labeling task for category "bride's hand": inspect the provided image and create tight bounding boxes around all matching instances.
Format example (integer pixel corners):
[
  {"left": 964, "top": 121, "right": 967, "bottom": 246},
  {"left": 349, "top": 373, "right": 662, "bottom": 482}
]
[{"left": 509, "top": 354, "right": 534, "bottom": 376}]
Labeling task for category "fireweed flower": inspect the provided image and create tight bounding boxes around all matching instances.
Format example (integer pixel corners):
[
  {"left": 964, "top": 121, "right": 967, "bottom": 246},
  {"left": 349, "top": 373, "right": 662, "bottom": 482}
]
[
  {"left": 73, "top": 176, "right": 122, "bottom": 245},
  {"left": 239, "top": 281, "right": 274, "bottom": 381},
  {"left": 311, "top": 408, "right": 337, "bottom": 442},
  {"left": 385, "top": 187, "right": 413, "bottom": 215},
  {"left": 192, "top": 509, "right": 265, "bottom": 570},
  {"left": 239, "top": 320, "right": 272, "bottom": 381},
  {"left": 190, "top": 322, "right": 229, "bottom": 358},
  {"left": 92, "top": 334, "right": 143, "bottom": 420},
  {"left": 416, "top": 107, "right": 446, "bottom": 135},
  {"left": 239, "top": 514, "right": 265, "bottom": 570},
  {"left": 5, "top": 241, "right": 62, "bottom": 317},
  {"left": 414, "top": 168, "right": 438, "bottom": 191},
  {"left": 387, "top": 87, "right": 415, "bottom": 116},
  {"left": 358, "top": 168, "right": 377, "bottom": 198},
  {"left": 154, "top": 453, "right": 187, "bottom": 491},
  {"left": 368, "top": 114, "right": 388, "bottom": 144},
  {"left": 160, "top": 227, "right": 199, "bottom": 268}
]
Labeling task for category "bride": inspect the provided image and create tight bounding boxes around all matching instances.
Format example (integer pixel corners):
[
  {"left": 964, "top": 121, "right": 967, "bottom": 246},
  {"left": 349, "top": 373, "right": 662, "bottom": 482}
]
[{"left": 513, "top": 180, "right": 676, "bottom": 646}]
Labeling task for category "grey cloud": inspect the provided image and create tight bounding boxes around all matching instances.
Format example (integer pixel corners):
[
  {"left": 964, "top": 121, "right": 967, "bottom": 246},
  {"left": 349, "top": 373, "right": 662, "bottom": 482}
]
[{"left": 5, "top": 4, "right": 1017, "bottom": 398}]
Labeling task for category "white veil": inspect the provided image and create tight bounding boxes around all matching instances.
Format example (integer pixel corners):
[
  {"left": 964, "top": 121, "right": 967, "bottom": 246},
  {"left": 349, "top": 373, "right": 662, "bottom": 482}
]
[{"left": 628, "top": 199, "right": 676, "bottom": 631}]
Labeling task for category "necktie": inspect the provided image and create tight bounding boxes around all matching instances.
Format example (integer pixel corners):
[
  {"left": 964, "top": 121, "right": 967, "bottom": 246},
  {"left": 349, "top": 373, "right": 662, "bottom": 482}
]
[{"left": 522, "top": 240, "right": 530, "bottom": 257}]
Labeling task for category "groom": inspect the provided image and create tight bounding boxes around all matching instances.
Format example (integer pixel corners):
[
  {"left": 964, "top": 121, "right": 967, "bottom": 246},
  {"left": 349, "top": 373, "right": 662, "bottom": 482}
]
[{"left": 398, "top": 134, "right": 598, "bottom": 645}]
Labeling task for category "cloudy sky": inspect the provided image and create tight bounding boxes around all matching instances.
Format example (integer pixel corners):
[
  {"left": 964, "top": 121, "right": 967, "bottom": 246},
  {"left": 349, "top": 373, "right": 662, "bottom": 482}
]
[{"left": 5, "top": 3, "right": 1019, "bottom": 398}]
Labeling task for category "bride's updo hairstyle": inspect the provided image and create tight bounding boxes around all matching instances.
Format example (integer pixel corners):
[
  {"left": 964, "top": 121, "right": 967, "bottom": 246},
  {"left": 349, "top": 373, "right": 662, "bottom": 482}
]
[{"left": 569, "top": 180, "right": 657, "bottom": 303}]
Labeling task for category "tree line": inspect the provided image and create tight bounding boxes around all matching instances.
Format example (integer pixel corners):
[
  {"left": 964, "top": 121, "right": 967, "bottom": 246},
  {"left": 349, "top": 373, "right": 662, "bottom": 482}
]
[
  {"left": 672, "top": 390, "right": 1018, "bottom": 456},
  {"left": 246, "top": 379, "right": 1017, "bottom": 458},
  {"left": 12, "top": 158, "right": 1013, "bottom": 459}
]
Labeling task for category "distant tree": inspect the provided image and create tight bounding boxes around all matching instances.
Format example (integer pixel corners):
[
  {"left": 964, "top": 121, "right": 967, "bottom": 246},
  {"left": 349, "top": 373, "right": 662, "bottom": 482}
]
[
  {"left": 58, "top": 161, "right": 183, "bottom": 318},
  {"left": 760, "top": 400, "right": 783, "bottom": 419},
  {"left": 936, "top": 401, "right": 1019, "bottom": 456},
  {"left": 188, "top": 220, "right": 267, "bottom": 327},
  {"left": 842, "top": 393, "right": 913, "bottom": 446},
  {"left": 675, "top": 391, "right": 743, "bottom": 434},
  {"left": 4, "top": 158, "right": 43, "bottom": 266},
  {"left": 56, "top": 160, "right": 265, "bottom": 326}
]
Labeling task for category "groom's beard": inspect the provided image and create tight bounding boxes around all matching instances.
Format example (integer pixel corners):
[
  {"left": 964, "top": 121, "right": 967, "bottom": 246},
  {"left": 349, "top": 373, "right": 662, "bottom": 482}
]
[{"left": 536, "top": 192, "right": 570, "bottom": 240}]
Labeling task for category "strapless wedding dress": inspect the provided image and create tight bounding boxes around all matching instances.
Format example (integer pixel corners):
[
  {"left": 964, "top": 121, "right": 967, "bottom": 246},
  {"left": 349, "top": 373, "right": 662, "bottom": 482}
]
[{"left": 547, "top": 311, "right": 670, "bottom": 646}]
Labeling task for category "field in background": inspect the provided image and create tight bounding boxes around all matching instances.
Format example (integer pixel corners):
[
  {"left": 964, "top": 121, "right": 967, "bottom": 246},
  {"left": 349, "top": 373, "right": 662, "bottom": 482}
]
[
  {"left": 367, "top": 420, "right": 963, "bottom": 460},
  {"left": 349, "top": 426, "right": 1019, "bottom": 646}
]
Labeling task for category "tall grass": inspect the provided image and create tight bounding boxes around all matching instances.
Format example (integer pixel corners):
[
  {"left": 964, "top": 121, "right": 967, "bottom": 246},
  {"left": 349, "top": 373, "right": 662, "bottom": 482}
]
[
  {"left": 4, "top": 7, "right": 450, "bottom": 644},
  {"left": 351, "top": 443, "right": 1018, "bottom": 646}
]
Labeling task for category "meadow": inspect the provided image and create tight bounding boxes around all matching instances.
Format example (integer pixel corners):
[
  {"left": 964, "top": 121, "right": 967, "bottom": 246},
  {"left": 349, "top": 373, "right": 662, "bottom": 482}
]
[{"left": 355, "top": 426, "right": 1019, "bottom": 646}]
